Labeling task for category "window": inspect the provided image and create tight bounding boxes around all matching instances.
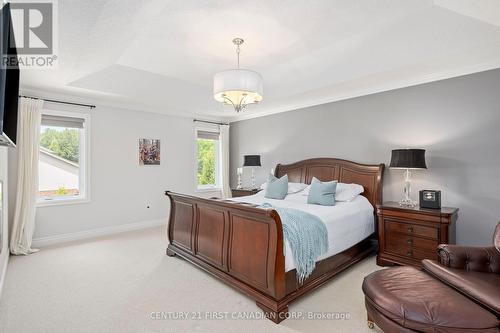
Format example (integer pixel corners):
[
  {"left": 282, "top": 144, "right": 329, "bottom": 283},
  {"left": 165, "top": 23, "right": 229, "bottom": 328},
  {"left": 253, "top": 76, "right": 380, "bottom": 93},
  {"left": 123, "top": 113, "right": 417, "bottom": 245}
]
[
  {"left": 38, "top": 110, "right": 90, "bottom": 205},
  {"left": 196, "top": 129, "right": 220, "bottom": 190}
]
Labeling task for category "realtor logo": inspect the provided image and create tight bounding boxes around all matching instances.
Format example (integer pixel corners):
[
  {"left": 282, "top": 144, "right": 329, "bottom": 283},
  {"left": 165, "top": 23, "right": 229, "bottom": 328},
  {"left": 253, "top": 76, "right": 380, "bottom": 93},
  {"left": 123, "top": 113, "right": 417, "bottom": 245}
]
[
  {"left": 3, "top": 0, "right": 58, "bottom": 68},
  {"left": 10, "top": 2, "right": 53, "bottom": 54}
]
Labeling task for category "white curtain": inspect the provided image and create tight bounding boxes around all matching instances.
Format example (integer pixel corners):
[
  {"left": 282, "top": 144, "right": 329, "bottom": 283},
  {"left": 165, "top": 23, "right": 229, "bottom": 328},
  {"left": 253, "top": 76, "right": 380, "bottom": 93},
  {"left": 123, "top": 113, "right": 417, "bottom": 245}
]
[
  {"left": 10, "top": 98, "right": 43, "bottom": 255},
  {"left": 220, "top": 124, "right": 231, "bottom": 198}
]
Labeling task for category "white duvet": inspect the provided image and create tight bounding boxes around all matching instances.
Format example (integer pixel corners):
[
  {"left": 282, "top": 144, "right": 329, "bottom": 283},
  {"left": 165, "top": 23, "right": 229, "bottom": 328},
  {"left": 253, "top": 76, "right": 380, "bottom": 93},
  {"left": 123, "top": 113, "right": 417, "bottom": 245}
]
[{"left": 230, "top": 191, "right": 374, "bottom": 272}]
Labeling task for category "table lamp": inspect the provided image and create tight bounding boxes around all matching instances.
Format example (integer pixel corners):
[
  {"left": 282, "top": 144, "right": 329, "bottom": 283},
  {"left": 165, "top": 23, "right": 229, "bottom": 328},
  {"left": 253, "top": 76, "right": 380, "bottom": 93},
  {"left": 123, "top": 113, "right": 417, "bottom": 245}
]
[
  {"left": 243, "top": 155, "right": 261, "bottom": 189},
  {"left": 390, "top": 149, "right": 427, "bottom": 207}
]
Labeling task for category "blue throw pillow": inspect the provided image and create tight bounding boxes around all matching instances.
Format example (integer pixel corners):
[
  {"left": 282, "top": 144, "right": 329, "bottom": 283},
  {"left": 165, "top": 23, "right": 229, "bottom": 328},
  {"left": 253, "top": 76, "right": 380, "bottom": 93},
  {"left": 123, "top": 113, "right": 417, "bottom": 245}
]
[
  {"left": 264, "top": 174, "right": 288, "bottom": 200},
  {"left": 307, "top": 177, "right": 337, "bottom": 206}
]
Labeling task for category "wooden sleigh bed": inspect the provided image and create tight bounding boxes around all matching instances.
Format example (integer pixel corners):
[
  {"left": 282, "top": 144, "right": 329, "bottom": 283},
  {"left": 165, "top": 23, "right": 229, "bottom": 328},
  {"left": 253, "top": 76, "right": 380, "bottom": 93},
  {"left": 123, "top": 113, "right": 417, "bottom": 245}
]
[{"left": 165, "top": 158, "right": 384, "bottom": 323}]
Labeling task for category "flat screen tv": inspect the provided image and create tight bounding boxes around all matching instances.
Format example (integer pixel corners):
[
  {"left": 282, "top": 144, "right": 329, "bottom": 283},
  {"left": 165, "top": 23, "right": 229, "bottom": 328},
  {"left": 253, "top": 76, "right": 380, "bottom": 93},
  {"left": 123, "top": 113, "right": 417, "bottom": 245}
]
[{"left": 0, "top": 3, "right": 19, "bottom": 147}]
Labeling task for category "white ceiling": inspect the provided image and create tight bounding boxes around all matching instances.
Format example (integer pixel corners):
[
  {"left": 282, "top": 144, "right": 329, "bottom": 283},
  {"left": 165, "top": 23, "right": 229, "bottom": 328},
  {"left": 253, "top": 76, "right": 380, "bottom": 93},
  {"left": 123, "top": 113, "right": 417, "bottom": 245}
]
[{"left": 20, "top": 0, "right": 500, "bottom": 121}]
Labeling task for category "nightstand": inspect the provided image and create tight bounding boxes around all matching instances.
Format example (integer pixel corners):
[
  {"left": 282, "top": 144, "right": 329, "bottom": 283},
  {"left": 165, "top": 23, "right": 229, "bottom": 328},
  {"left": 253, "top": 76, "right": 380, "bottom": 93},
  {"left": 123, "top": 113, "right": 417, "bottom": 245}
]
[
  {"left": 376, "top": 202, "right": 458, "bottom": 267},
  {"left": 231, "top": 188, "right": 261, "bottom": 198}
]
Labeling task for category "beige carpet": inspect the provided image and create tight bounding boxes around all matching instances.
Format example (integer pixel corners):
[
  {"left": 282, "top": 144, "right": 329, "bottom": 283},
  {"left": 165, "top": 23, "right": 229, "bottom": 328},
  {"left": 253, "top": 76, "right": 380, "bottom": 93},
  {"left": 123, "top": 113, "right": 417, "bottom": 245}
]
[{"left": 0, "top": 226, "right": 384, "bottom": 333}]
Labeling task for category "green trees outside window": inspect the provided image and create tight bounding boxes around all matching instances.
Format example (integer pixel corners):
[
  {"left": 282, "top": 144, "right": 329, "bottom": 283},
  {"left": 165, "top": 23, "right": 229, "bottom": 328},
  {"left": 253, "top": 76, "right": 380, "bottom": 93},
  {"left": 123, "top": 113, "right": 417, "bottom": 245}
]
[
  {"left": 40, "top": 127, "right": 80, "bottom": 163},
  {"left": 197, "top": 138, "right": 217, "bottom": 186}
]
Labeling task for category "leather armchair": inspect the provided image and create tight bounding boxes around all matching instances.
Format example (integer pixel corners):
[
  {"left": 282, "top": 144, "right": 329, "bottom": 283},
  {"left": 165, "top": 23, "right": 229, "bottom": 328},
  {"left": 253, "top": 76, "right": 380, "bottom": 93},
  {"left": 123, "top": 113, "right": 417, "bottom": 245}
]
[
  {"left": 436, "top": 244, "right": 500, "bottom": 273},
  {"left": 422, "top": 222, "right": 500, "bottom": 317}
]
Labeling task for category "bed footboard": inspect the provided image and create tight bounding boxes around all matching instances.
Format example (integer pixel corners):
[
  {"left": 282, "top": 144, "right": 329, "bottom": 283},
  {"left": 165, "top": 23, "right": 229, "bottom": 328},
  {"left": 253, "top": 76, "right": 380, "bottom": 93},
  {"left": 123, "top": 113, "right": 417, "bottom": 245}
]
[{"left": 165, "top": 191, "right": 288, "bottom": 321}]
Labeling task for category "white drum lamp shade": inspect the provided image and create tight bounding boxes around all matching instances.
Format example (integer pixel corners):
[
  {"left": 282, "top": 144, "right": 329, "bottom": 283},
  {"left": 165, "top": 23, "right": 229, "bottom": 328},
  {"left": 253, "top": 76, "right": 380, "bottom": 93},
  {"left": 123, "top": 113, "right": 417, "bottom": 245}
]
[
  {"left": 213, "top": 69, "right": 263, "bottom": 112},
  {"left": 213, "top": 38, "right": 263, "bottom": 113}
]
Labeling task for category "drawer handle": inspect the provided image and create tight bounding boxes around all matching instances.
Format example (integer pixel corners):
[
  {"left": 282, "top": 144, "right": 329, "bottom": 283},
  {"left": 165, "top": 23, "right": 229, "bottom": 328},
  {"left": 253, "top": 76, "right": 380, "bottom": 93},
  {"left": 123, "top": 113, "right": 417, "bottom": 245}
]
[
  {"left": 406, "top": 239, "right": 413, "bottom": 245},
  {"left": 407, "top": 227, "right": 413, "bottom": 233},
  {"left": 406, "top": 250, "right": 413, "bottom": 257}
]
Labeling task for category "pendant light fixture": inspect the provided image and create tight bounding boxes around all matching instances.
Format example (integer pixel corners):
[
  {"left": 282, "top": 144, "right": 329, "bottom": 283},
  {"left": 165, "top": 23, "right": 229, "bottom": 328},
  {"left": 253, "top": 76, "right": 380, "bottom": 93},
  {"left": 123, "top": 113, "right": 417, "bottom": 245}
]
[{"left": 213, "top": 38, "right": 263, "bottom": 113}]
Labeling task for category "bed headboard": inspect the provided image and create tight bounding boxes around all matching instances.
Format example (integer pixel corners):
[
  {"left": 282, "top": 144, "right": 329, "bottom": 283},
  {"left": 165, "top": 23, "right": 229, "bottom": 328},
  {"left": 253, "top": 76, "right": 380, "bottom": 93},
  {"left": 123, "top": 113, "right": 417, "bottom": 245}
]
[{"left": 275, "top": 158, "right": 384, "bottom": 209}]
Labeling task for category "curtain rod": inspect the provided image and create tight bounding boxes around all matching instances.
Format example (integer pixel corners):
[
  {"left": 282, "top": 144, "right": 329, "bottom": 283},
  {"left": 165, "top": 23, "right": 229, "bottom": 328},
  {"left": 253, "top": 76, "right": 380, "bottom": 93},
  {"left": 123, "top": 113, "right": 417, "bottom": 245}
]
[
  {"left": 193, "top": 119, "right": 228, "bottom": 126},
  {"left": 19, "top": 95, "right": 96, "bottom": 109}
]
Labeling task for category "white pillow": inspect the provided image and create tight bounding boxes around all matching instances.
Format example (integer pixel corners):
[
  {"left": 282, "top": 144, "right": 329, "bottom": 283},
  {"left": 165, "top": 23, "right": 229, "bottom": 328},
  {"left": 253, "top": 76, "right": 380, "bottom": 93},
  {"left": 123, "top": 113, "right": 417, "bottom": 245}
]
[
  {"left": 288, "top": 182, "right": 308, "bottom": 194},
  {"left": 302, "top": 182, "right": 364, "bottom": 201},
  {"left": 336, "top": 183, "right": 364, "bottom": 201},
  {"left": 260, "top": 181, "right": 307, "bottom": 194}
]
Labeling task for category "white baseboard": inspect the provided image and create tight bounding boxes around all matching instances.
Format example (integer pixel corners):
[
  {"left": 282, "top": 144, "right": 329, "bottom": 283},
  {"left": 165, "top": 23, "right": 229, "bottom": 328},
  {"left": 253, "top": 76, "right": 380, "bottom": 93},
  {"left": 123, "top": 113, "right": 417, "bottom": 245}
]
[
  {"left": 32, "top": 218, "right": 165, "bottom": 248},
  {"left": 0, "top": 253, "right": 9, "bottom": 301}
]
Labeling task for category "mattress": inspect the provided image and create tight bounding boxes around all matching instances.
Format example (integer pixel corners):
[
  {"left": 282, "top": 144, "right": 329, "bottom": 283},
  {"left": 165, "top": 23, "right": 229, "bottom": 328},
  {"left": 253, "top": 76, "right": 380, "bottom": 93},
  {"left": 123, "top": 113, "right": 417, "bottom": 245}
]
[{"left": 230, "top": 191, "right": 374, "bottom": 272}]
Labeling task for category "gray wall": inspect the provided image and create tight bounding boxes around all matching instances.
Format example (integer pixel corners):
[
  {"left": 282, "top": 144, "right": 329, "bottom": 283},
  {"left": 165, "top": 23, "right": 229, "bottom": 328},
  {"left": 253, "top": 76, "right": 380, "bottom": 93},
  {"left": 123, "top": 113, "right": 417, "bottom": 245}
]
[{"left": 230, "top": 68, "right": 500, "bottom": 246}]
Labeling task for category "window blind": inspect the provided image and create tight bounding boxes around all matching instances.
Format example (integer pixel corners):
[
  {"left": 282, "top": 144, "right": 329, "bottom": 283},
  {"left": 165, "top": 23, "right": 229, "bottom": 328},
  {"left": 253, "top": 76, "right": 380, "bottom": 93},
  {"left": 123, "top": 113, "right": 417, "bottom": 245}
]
[
  {"left": 41, "top": 115, "right": 85, "bottom": 129},
  {"left": 197, "top": 130, "right": 219, "bottom": 141}
]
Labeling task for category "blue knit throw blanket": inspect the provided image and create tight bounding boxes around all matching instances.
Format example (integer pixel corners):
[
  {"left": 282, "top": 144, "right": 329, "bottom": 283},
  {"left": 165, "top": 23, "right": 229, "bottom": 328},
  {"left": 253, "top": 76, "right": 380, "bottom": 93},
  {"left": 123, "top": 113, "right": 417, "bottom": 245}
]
[{"left": 260, "top": 203, "right": 328, "bottom": 283}]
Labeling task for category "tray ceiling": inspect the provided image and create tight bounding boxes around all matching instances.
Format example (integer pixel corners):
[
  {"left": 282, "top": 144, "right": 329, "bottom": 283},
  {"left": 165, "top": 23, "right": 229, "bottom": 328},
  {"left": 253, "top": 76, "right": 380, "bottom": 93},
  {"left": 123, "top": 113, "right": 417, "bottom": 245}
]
[{"left": 20, "top": 0, "right": 500, "bottom": 121}]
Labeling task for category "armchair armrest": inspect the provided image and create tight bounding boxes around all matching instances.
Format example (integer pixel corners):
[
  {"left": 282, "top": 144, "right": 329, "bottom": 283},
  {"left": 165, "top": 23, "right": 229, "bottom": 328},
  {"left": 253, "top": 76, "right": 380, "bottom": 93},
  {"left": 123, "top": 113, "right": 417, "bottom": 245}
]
[{"left": 437, "top": 244, "right": 500, "bottom": 273}]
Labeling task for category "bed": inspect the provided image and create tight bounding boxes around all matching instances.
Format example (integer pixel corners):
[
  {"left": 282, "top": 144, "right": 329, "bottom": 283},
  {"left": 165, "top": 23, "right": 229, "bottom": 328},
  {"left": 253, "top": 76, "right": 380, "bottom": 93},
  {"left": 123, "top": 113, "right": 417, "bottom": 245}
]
[
  {"left": 230, "top": 191, "right": 376, "bottom": 272},
  {"left": 165, "top": 158, "right": 384, "bottom": 323}
]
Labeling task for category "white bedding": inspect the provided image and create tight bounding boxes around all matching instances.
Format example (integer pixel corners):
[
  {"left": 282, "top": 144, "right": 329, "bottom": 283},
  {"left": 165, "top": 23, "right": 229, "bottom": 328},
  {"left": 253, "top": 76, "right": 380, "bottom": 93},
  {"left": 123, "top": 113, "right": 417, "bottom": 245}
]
[{"left": 230, "top": 191, "right": 374, "bottom": 272}]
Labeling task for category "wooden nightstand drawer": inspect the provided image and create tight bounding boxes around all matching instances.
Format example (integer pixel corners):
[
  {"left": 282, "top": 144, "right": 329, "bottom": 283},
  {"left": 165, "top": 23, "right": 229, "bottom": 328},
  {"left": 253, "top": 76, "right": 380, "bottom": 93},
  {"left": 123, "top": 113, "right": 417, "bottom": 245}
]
[
  {"left": 385, "top": 219, "right": 438, "bottom": 239},
  {"left": 386, "top": 244, "right": 437, "bottom": 261},
  {"left": 380, "top": 210, "right": 441, "bottom": 223},
  {"left": 386, "top": 233, "right": 438, "bottom": 252}
]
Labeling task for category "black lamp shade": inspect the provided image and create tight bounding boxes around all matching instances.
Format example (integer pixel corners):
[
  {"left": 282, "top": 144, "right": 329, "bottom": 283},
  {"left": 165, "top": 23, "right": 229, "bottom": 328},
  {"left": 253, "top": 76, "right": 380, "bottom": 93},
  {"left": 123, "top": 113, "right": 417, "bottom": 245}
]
[
  {"left": 243, "top": 155, "right": 261, "bottom": 167},
  {"left": 390, "top": 149, "right": 427, "bottom": 169}
]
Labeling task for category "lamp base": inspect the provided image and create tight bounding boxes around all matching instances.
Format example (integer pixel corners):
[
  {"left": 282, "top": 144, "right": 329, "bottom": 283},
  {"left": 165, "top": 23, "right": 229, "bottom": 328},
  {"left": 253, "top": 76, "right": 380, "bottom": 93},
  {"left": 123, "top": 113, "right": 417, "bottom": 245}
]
[
  {"left": 398, "top": 199, "right": 417, "bottom": 208},
  {"left": 251, "top": 167, "right": 256, "bottom": 189},
  {"left": 237, "top": 173, "right": 242, "bottom": 189},
  {"left": 399, "top": 169, "right": 417, "bottom": 207}
]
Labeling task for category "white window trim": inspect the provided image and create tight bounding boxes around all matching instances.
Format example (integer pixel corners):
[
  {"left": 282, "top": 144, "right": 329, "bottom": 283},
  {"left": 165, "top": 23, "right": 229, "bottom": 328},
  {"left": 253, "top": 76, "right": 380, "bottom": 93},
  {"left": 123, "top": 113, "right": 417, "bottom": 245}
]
[
  {"left": 37, "top": 108, "right": 91, "bottom": 207},
  {"left": 194, "top": 126, "right": 222, "bottom": 193}
]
